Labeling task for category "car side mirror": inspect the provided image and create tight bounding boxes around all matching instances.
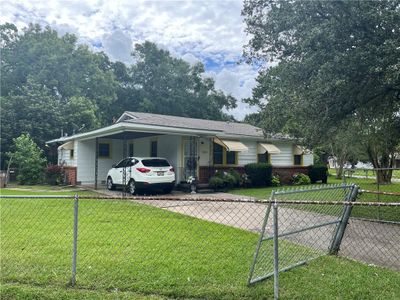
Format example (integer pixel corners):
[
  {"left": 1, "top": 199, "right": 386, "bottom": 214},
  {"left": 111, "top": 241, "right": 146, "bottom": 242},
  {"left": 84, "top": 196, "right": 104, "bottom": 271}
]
[{"left": 112, "top": 164, "right": 116, "bottom": 168}]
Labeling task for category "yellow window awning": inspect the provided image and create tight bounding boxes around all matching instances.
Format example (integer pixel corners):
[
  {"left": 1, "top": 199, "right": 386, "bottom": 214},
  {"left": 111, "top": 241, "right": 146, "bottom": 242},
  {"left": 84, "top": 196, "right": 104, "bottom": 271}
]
[
  {"left": 214, "top": 138, "right": 248, "bottom": 152},
  {"left": 58, "top": 141, "right": 74, "bottom": 150},
  {"left": 293, "top": 145, "right": 304, "bottom": 155},
  {"left": 258, "top": 143, "right": 281, "bottom": 154}
]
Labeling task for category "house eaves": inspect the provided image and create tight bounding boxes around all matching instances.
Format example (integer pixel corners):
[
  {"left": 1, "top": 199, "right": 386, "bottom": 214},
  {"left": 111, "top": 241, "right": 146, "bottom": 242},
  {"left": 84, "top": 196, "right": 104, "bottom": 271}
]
[{"left": 46, "top": 122, "right": 226, "bottom": 144}]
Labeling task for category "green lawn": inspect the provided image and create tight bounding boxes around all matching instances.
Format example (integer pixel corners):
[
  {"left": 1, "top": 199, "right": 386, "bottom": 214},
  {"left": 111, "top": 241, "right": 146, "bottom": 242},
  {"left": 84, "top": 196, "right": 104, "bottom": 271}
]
[
  {"left": 230, "top": 177, "right": 400, "bottom": 222},
  {"left": 230, "top": 177, "right": 400, "bottom": 200},
  {"left": 331, "top": 169, "right": 400, "bottom": 179},
  {"left": 1, "top": 186, "right": 400, "bottom": 299}
]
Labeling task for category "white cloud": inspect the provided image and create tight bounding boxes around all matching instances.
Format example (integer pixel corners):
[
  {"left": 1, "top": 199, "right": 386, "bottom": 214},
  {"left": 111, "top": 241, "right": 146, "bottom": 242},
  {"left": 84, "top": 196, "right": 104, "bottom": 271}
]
[
  {"left": 2, "top": 0, "right": 260, "bottom": 120},
  {"left": 102, "top": 30, "right": 133, "bottom": 63},
  {"left": 209, "top": 64, "right": 259, "bottom": 120},
  {"left": 181, "top": 53, "right": 200, "bottom": 65}
]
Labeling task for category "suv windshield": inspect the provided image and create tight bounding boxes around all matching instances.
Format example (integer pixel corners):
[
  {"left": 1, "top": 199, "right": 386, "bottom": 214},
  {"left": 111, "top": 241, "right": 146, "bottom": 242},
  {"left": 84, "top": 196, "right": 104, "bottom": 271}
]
[{"left": 142, "top": 159, "right": 170, "bottom": 167}]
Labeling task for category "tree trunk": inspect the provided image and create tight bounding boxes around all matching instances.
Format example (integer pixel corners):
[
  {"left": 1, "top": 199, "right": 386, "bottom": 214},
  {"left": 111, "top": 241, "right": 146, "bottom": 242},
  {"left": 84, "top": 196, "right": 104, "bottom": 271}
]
[
  {"left": 366, "top": 146, "right": 393, "bottom": 184},
  {"left": 330, "top": 144, "right": 347, "bottom": 179}
]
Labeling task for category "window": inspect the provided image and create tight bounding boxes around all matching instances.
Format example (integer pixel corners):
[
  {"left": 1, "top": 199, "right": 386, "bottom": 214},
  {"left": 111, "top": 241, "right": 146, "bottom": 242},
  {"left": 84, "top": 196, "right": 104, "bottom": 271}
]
[
  {"left": 213, "top": 143, "right": 237, "bottom": 165},
  {"left": 116, "top": 158, "right": 129, "bottom": 168},
  {"left": 150, "top": 140, "right": 157, "bottom": 157},
  {"left": 226, "top": 151, "right": 237, "bottom": 165},
  {"left": 98, "top": 143, "right": 110, "bottom": 158},
  {"left": 294, "top": 154, "right": 302, "bottom": 165},
  {"left": 129, "top": 143, "right": 134, "bottom": 157},
  {"left": 142, "top": 159, "right": 170, "bottom": 167},
  {"left": 70, "top": 149, "right": 74, "bottom": 159},
  {"left": 258, "top": 152, "right": 269, "bottom": 163},
  {"left": 116, "top": 158, "right": 137, "bottom": 168},
  {"left": 213, "top": 143, "right": 224, "bottom": 165}
]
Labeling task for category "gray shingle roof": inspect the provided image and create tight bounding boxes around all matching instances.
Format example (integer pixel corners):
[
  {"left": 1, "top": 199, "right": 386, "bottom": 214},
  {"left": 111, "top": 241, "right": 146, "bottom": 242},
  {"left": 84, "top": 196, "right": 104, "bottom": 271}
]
[{"left": 119, "top": 111, "right": 265, "bottom": 137}]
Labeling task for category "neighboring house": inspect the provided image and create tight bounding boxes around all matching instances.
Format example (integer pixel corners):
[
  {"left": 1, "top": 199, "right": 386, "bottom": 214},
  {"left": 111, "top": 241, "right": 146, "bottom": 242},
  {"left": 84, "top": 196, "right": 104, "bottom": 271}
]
[{"left": 47, "top": 111, "right": 313, "bottom": 187}]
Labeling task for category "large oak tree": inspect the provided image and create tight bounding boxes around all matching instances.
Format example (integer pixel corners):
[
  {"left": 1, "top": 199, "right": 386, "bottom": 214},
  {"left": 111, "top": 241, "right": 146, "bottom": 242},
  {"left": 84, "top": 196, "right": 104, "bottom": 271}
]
[{"left": 242, "top": 0, "right": 400, "bottom": 182}]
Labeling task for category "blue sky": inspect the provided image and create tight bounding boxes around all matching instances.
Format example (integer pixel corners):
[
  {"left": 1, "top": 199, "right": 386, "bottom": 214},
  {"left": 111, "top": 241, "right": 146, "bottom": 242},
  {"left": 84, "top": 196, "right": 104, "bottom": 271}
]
[{"left": 2, "top": 0, "right": 260, "bottom": 120}]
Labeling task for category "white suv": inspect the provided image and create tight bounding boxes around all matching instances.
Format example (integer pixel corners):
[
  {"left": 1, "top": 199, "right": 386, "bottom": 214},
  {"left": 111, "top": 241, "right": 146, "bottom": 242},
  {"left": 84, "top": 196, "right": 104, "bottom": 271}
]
[{"left": 106, "top": 157, "right": 175, "bottom": 194}]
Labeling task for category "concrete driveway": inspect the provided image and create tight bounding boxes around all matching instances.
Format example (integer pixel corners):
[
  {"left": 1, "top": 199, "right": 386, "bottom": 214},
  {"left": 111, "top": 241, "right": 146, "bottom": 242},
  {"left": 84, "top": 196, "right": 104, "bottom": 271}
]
[{"left": 97, "top": 189, "right": 400, "bottom": 271}]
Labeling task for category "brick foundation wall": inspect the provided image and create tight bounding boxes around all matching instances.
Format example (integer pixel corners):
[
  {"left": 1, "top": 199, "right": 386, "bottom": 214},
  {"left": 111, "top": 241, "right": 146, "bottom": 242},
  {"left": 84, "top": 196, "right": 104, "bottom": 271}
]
[
  {"left": 64, "top": 166, "right": 77, "bottom": 185},
  {"left": 198, "top": 165, "right": 309, "bottom": 184},
  {"left": 199, "top": 166, "right": 245, "bottom": 183},
  {"left": 272, "top": 166, "right": 309, "bottom": 184}
]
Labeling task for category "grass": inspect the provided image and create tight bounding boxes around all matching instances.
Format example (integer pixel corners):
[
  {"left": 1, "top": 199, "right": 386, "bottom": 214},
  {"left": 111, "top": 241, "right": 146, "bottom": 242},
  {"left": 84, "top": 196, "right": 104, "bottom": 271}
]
[
  {"left": 331, "top": 168, "right": 400, "bottom": 179},
  {"left": 1, "top": 186, "right": 400, "bottom": 299},
  {"left": 230, "top": 177, "right": 400, "bottom": 200},
  {"left": 230, "top": 177, "right": 400, "bottom": 222}
]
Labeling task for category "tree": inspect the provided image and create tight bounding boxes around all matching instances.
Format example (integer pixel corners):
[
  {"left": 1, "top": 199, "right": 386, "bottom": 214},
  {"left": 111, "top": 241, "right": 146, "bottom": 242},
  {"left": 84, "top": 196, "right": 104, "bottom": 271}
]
[
  {"left": 62, "top": 96, "right": 100, "bottom": 135},
  {"left": 242, "top": 0, "right": 400, "bottom": 183},
  {"left": 127, "top": 41, "right": 236, "bottom": 120},
  {"left": 1, "top": 78, "right": 63, "bottom": 162},
  {"left": 0, "top": 23, "right": 118, "bottom": 166},
  {"left": 325, "top": 120, "right": 368, "bottom": 179},
  {"left": 0, "top": 23, "right": 117, "bottom": 124},
  {"left": 8, "top": 134, "right": 47, "bottom": 184}
]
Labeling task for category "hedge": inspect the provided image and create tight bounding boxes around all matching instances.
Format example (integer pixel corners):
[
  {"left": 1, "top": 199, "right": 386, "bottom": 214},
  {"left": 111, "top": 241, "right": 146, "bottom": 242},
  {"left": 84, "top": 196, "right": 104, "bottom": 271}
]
[
  {"left": 308, "top": 165, "right": 328, "bottom": 183},
  {"left": 244, "top": 163, "right": 272, "bottom": 187}
]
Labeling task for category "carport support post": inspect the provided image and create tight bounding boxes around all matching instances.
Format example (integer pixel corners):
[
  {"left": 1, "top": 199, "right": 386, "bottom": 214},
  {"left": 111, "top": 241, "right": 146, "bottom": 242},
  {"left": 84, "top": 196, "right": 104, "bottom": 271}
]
[
  {"left": 122, "top": 138, "right": 127, "bottom": 197},
  {"left": 95, "top": 138, "right": 98, "bottom": 190},
  {"left": 329, "top": 185, "right": 359, "bottom": 255}
]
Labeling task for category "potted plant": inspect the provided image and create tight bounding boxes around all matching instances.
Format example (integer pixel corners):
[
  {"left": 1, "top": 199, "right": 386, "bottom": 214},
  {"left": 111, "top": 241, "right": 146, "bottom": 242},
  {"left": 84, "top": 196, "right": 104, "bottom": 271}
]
[{"left": 187, "top": 176, "right": 197, "bottom": 193}]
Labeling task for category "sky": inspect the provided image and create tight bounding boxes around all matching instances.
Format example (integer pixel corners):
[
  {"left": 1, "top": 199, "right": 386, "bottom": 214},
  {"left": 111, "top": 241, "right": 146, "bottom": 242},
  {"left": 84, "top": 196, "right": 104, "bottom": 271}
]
[{"left": 2, "top": 0, "right": 261, "bottom": 120}]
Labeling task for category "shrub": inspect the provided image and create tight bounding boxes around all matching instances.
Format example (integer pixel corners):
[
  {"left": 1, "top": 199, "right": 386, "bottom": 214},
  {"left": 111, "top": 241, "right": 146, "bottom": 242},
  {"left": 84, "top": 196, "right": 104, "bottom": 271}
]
[
  {"left": 271, "top": 175, "right": 281, "bottom": 187},
  {"left": 209, "top": 176, "right": 225, "bottom": 190},
  {"left": 244, "top": 163, "right": 272, "bottom": 187},
  {"left": 227, "top": 169, "right": 241, "bottom": 187},
  {"left": 45, "top": 164, "right": 65, "bottom": 185},
  {"left": 224, "top": 173, "right": 237, "bottom": 189},
  {"left": 8, "top": 133, "right": 47, "bottom": 184},
  {"left": 211, "top": 170, "right": 238, "bottom": 189},
  {"left": 240, "top": 173, "right": 251, "bottom": 187},
  {"left": 308, "top": 165, "right": 328, "bottom": 183},
  {"left": 292, "top": 173, "right": 311, "bottom": 185}
]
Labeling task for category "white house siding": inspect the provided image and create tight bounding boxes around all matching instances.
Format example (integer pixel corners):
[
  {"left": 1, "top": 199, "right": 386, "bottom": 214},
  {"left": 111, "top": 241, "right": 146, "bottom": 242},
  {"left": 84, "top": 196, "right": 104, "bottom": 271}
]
[
  {"left": 303, "top": 154, "right": 314, "bottom": 166},
  {"left": 157, "top": 135, "right": 182, "bottom": 182},
  {"left": 76, "top": 139, "right": 123, "bottom": 185},
  {"left": 126, "top": 135, "right": 182, "bottom": 183},
  {"left": 270, "top": 142, "right": 294, "bottom": 166},
  {"left": 238, "top": 140, "right": 258, "bottom": 166},
  {"left": 58, "top": 148, "right": 75, "bottom": 166}
]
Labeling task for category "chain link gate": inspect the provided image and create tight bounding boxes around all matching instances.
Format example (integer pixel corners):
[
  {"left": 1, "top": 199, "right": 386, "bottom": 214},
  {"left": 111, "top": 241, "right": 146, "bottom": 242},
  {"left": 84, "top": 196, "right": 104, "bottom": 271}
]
[{"left": 248, "top": 184, "right": 359, "bottom": 298}]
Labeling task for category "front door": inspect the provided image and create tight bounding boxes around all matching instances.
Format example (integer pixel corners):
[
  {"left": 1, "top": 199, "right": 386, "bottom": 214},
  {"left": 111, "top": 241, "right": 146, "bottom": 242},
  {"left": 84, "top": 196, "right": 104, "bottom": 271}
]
[{"left": 183, "top": 137, "right": 198, "bottom": 181}]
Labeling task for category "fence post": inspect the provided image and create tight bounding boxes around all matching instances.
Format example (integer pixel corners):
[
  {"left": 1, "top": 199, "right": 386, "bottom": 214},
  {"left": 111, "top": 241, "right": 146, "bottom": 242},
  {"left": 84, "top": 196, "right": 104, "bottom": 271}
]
[
  {"left": 329, "top": 185, "right": 359, "bottom": 255},
  {"left": 71, "top": 194, "right": 79, "bottom": 286},
  {"left": 273, "top": 200, "right": 279, "bottom": 300}
]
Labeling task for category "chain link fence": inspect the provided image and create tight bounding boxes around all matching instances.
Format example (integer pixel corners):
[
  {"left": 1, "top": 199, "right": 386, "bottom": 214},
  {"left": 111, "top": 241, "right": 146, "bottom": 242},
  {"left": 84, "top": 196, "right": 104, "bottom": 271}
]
[
  {"left": 342, "top": 167, "right": 400, "bottom": 202},
  {"left": 248, "top": 184, "right": 399, "bottom": 298},
  {"left": 1, "top": 186, "right": 399, "bottom": 298},
  {"left": 1, "top": 195, "right": 269, "bottom": 296}
]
